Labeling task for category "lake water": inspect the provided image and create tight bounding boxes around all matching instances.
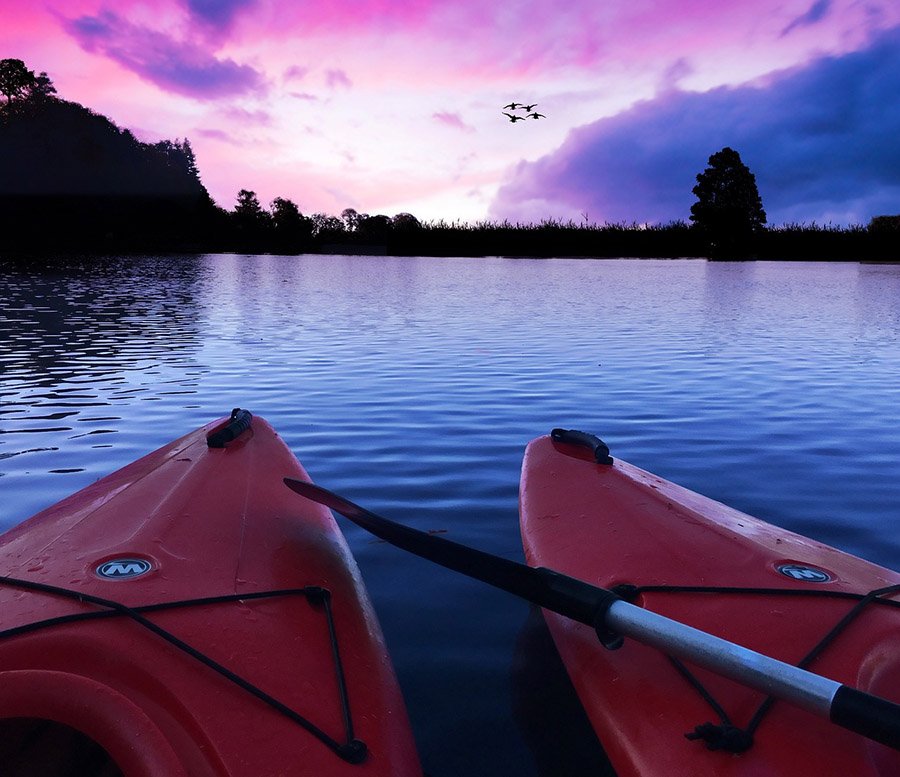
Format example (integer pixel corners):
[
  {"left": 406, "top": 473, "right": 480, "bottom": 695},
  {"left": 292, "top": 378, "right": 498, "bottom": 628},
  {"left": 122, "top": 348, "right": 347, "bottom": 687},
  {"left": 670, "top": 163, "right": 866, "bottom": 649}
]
[{"left": 2, "top": 254, "right": 899, "bottom": 775}]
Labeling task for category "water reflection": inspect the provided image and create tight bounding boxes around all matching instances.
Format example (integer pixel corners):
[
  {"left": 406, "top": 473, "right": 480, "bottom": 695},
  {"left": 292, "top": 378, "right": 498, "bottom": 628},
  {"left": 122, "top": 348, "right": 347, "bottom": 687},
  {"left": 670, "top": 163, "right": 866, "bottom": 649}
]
[
  {"left": 1, "top": 255, "right": 204, "bottom": 504},
  {"left": 511, "top": 607, "right": 616, "bottom": 776},
  {"left": 2, "top": 256, "right": 203, "bottom": 391},
  {"left": 856, "top": 262, "right": 900, "bottom": 337}
]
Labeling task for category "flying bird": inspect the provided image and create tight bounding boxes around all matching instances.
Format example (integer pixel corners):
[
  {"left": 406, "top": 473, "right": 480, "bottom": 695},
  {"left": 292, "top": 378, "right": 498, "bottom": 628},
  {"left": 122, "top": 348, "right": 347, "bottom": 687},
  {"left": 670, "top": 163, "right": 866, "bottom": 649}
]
[
  {"left": 527, "top": 112, "right": 546, "bottom": 119},
  {"left": 503, "top": 112, "right": 526, "bottom": 122},
  {"left": 503, "top": 102, "right": 523, "bottom": 110},
  {"left": 521, "top": 103, "right": 538, "bottom": 112}
]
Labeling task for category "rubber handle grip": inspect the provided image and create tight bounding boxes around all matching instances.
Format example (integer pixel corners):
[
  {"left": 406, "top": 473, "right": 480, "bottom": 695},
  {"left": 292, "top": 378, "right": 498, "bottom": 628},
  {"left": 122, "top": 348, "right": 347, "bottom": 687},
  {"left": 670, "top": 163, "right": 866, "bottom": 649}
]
[
  {"left": 551, "top": 428, "right": 613, "bottom": 464},
  {"left": 831, "top": 685, "right": 900, "bottom": 751},
  {"left": 207, "top": 408, "right": 253, "bottom": 448}
]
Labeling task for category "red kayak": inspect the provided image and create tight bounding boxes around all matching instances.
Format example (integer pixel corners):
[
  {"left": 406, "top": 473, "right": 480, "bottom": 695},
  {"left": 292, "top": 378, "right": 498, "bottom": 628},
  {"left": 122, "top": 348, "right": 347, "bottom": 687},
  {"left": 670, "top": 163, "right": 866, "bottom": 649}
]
[
  {"left": 520, "top": 430, "right": 900, "bottom": 777},
  {"left": 0, "top": 411, "right": 421, "bottom": 777}
]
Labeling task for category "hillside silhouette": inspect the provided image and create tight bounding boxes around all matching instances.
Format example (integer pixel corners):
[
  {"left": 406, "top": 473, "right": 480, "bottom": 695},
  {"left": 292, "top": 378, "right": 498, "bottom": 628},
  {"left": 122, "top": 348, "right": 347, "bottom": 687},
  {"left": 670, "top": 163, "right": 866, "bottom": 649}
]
[{"left": 1, "top": 61, "right": 221, "bottom": 251}]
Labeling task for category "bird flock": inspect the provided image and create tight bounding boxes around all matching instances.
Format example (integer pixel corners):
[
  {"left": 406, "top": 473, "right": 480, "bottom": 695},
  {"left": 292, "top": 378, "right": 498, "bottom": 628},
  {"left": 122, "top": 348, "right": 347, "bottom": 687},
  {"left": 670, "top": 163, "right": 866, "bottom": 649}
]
[{"left": 502, "top": 102, "right": 545, "bottom": 122}]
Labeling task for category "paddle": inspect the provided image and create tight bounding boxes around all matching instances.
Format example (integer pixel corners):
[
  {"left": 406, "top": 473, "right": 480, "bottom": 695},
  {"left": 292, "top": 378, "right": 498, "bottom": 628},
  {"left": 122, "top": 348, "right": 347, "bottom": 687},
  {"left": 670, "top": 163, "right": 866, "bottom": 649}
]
[{"left": 284, "top": 477, "right": 900, "bottom": 751}]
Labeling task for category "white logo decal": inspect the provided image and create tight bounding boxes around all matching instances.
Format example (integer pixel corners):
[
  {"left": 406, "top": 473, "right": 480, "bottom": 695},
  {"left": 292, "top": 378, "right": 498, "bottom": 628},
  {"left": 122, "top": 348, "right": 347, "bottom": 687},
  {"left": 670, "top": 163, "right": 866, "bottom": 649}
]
[
  {"left": 777, "top": 563, "right": 831, "bottom": 583},
  {"left": 96, "top": 558, "right": 152, "bottom": 580}
]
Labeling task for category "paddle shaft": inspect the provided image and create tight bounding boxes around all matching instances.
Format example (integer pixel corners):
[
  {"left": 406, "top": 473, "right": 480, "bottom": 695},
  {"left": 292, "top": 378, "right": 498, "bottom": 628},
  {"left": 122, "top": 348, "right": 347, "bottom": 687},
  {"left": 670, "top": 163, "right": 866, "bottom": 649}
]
[
  {"left": 607, "top": 602, "right": 899, "bottom": 749},
  {"left": 607, "top": 601, "right": 837, "bottom": 715},
  {"left": 284, "top": 477, "right": 900, "bottom": 750}
]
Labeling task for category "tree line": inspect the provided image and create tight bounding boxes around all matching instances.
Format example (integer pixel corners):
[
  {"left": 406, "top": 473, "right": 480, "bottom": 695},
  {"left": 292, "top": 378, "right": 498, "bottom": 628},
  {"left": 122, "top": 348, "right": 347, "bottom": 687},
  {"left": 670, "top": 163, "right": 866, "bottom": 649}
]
[
  {"left": 228, "top": 190, "right": 425, "bottom": 251},
  {"left": 1, "top": 58, "right": 896, "bottom": 259}
]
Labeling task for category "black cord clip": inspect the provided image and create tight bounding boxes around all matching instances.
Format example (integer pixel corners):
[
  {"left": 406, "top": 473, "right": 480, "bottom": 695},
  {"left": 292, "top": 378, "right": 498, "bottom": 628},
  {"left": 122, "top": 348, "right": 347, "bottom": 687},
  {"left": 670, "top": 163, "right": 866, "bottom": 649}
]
[{"left": 686, "top": 722, "right": 754, "bottom": 753}]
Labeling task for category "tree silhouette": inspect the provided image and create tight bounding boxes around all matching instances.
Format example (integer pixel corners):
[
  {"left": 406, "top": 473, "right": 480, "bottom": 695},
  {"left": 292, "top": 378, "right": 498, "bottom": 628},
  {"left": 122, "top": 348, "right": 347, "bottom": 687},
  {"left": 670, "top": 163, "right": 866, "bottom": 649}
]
[
  {"left": 358, "top": 214, "right": 392, "bottom": 242},
  {"left": 271, "top": 196, "right": 312, "bottom": 250},
  {"left": 231, "top": 189, "right": 271, "bottom": 246},
  {"left": 28, "top": 71, "right": 57, "bottom": 103},
  {"left": 391, "top": 212, "right": 421, "bottom": 233},
  {"left": 271, "top": 196, "right": 301, "bottom": 224},
  {"left": 341, "top": 207, "right": 364, "bottom": 232},
  {"left": 235, "top": 189, "right": 266, "bottom": 220},
  {"left": 152, "top": 139, "right": 200, "bottom": 181},
  {"left": 690, "top": 147, "right": 766, "bottom": 255},
  {"left": 0, "top": 59, "right": 32, "bottom": 105},
  {"left": 0, "top": 59, "right": 56, "bottom": 111},
  {"left": 310, "top": 212, "right": 346, "bottom": 240}
]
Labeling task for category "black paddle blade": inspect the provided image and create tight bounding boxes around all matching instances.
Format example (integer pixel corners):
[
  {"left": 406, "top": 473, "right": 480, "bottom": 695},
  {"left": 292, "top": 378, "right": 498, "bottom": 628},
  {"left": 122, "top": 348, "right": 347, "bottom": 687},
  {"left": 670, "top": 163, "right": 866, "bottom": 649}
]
[{"left": 283, "top": 478, "right": 618, "bottom": 629}]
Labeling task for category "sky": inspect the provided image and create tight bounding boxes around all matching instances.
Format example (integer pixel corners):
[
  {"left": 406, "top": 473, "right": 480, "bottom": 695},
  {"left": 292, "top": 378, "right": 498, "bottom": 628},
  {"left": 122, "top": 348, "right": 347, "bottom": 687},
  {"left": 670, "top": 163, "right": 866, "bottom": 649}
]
[{"left": 2, "top": 0, "right": 900, "bottom": 226}]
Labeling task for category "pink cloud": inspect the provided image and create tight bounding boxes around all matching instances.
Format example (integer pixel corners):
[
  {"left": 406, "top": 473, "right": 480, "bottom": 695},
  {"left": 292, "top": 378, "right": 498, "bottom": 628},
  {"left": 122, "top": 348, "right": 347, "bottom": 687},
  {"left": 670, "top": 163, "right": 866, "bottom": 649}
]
[
  {"left": 283, "top": 65, "right": 309, "bottom": 81},
  {"left": 196, "top": 127, "right": 233, "bottom": 142},
  {"left": 432, "top": 112, "right": 474, "bottom": 133},
  {"left": 26, "top": 0, "right": 900, "bottom": 96},
  {"left": 253, "top": 0, "right": 436, "bottom": 33},
  {"left": 325, "top": 69, "right": 352, "bottom": 89},
  {"left": 222, "top": 107, "right": 272, "bottom": 125}
]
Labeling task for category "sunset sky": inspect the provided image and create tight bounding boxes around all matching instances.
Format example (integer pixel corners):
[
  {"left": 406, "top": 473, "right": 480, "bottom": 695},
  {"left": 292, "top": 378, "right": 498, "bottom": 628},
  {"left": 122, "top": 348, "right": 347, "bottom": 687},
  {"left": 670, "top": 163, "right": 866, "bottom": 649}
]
[{"left": 2, "top": 0, "right": 899, "bottom": 225}]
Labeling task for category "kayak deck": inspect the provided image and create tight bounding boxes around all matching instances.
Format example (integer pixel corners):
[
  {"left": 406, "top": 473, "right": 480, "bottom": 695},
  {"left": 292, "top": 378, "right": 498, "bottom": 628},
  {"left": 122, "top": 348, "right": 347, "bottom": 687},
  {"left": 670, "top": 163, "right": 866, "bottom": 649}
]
[
  {"left": 520, "top": 433, "right": 900, "bottom": 777},
  {"left": 0, "top": 413, "right": 420, "bottom": 776}
]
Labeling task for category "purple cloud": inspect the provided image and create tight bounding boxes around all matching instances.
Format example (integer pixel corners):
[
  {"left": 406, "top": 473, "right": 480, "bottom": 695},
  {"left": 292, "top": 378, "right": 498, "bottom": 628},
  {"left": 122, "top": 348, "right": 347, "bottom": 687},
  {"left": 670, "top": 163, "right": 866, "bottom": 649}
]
[
  {"left": 491, "top": 25, "right": 900, "bottom": 226},
  {"left": 185, "top": 0, "right": 256, "bottom": 30},
  {"left": 63, "top": 10, "right": 265, "bottom": 99},
  {"left": 781, "top": 0, "right": 833, "bottom": 36}
]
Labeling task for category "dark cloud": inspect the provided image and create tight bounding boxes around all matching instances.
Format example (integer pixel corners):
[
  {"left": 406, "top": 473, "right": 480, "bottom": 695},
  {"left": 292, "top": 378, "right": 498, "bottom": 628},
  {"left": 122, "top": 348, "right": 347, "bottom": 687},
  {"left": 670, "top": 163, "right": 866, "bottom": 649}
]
[
  {"left": 63, "top": 11, "right": 265, "bottom": 99},
  {"left": 781, "top": 0, "right": 833, "bottom": 37},
  {"left": 490, "top": 25, "right": 900, "bottom": 226},
  {"left": 185, "top": 0, "right": 256, "bottom": 30}
]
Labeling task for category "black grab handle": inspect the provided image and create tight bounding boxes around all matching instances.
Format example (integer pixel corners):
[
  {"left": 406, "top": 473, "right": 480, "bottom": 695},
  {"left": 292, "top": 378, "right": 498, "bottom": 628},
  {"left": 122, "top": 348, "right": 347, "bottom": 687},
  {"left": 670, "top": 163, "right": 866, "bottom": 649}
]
[
  {"left": 207, "top": 408, "right": 253, "bottom": 448},
  {"left": 551, "top": 428, "right": 613, "bottom": 465}
]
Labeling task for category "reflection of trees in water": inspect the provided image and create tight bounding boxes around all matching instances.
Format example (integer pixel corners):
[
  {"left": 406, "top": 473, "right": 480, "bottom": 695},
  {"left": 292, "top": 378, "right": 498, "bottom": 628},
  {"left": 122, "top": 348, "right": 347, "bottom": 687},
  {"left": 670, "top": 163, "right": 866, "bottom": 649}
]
[
  {"left": 856, "top": 263, "right": 900, "bottom": 337},
  {"left": 511, "top": 607, "right": 616, "bottom": 777},
  {"left": 1, "top": 255, "right": 204, "bottom": 413}
]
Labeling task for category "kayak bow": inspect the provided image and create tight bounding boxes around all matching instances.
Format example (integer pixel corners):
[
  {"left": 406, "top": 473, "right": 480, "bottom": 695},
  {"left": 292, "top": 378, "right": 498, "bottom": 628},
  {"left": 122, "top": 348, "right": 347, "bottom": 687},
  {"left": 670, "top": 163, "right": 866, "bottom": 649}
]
[
  {"left": 0, "top": 412, "right": 421, "bottom": 776},
  {"left": 521, "top": 430, "right": 900, "bottom": 776}
]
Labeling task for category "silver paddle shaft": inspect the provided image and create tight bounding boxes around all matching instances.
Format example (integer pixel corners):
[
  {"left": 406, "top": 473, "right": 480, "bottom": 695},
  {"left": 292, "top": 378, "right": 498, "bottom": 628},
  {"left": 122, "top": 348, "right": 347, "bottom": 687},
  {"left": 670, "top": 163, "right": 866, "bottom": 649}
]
[{"left": 607, "top": 599, "right": 840, "bottom": 717}]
